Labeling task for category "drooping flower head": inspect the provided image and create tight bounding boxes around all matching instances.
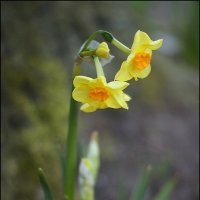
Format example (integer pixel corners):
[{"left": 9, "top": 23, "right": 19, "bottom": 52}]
[
  {"left": 72, "top": 76, "right": 131, "bottom": 112},
  {"left": 115, "top": 30, "right": 163, "bottom": 81}
]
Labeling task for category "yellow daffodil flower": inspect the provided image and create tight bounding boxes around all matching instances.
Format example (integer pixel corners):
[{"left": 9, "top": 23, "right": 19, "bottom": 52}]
[
  {"left": 115, "top": 30, "right": 163, "bottom": 81},
  {"left": 95, "top": 42, "right": 110, "bottom": 58},
  {"left": 72, "top": 75, "right": 131, "bottom": 112}
]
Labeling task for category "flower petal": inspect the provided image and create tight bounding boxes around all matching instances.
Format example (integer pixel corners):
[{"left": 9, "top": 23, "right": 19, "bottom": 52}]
[
  {"left": 123, "top": 93, "right": 131, "bottom": 101},
  {"left": 73, "top": 76, "right": 93, "bottom": 87},
  {"left": 106, "top": 91, "right": 131, "bottom": 109},
  {"left": 112, "top": 91, "right": 129, "bottom": 109},
  {"left": 129, "top": 64, "right": 151, "bottom": 80},
  {"left": 105, "top": 96, "right": 122, "bottom": 108},
  {"left": 147, "top": 39, "right": 163, "bottom": 50},
  {"left": 72, "top": 87, "right": 90, "bottom": 103},
  {"left": 107, "top": 81, "right": 129, "bottom": 90},
  {"left": 131, "top": 30, "right": 163, "bottom": 51},
  {"left": 80, "top": 103, "right": 97, "bottom": 112},
  {"left": 131, "top": 30, "right": 151, "bottom": 50},
  {"left": 93, "top": 76, "right": 107, "bottom": 87},
  {"left": 115, "top": 61, "right": 133, "bottom": 81}
]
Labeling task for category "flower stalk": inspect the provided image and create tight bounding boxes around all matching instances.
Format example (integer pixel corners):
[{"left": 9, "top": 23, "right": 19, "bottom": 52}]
[
  {"left": 65, "top": 57, "right": 81, "bottom": 200},
  {"left": 79, "top": 30, "right": 113, "bottom": 53},
  {"left": 93, "top": 56, "right": 105, "bottom": 77},
  {"left": 111, "top": 38, "right": 131, "bottom": 55},
  {"left": 80, "top": 50, "right": 96, "bottom": 57}
]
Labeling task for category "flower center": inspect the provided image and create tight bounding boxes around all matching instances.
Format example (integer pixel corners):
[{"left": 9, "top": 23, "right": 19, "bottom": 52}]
[
  {"left": 133, "top": 52, "right": 151, "bottom": 70},
  {"left": 89, "top": 87, "right": 110, "bottom": 101}
]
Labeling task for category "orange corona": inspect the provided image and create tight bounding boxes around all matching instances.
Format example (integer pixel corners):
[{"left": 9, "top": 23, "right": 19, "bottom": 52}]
[
  {"left": 133, "top": 52, "right": 151, "bottom": 70},
  {"left": 89, "top": 87, "right": 110, "bottom": 101}
]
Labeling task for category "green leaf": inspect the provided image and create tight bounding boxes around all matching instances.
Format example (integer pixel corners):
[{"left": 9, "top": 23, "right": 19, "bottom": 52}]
[
  {"left": 38, "top": 168, "right": 54, "bottom": 200},
  {"left": 154, "top": 179, "right": 176, "bottom": 200},
  {"left": 131, "top": 165, "right": 152, "bottom": 200}
]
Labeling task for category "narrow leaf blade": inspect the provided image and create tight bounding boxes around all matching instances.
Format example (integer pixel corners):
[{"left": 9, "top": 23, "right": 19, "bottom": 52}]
[
  {"left": 154, "top": 179, "right": 176, "bottom": 200},
  {"left": 38, "top": 168, "right": 54, "bottom": 200},
  {"left": 131, "top": 165, "right": 152, "bottom": 200}
]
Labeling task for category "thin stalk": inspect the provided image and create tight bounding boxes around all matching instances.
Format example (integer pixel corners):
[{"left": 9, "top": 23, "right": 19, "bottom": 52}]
[
  {"left": 79, "top": 50, "right": 95, "bottom": 57},
  {"left": 79, "top": 30, "right": 131, "bottom": 58},
  {"left": 65, "top": 57, "right": 81, "bottom": 200},
  {"left": 93, "top": 56, "right": 105, "bottom": 77},
  {"left": 112, "top": 38, "right": 131, "bottom": 55},
  {"left": 79, "top": 30, "right": 114, "bottom": 53}
]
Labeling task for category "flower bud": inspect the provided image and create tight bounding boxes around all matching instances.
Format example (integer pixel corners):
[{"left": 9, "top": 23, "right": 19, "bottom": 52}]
[{"left": 96, "top": 42, "right": 110, "bottom": 58}]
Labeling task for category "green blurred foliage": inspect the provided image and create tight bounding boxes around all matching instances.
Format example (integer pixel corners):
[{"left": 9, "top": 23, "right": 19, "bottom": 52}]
[
  {"left": 154, "top": 179, "right": 176, "bottom": 200},
  {"left": 2, "top": 57, "right": 68, "bottom": 199},
  {"left": 2, "top": 2, "right": 71, "bottom": 199}
]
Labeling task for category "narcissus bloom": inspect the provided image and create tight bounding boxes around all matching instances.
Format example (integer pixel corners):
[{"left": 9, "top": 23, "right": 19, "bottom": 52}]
[
  {"left": 115, "top": 30, "right": 163, "bottom": 81},
  {"left": 72, "top": 76, "right": 131, "bottom": 112}
]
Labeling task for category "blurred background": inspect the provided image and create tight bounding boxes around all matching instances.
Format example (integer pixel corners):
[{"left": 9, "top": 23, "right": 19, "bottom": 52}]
[{"left": 1, "top": 1, "right": 199, "bottom": 200}]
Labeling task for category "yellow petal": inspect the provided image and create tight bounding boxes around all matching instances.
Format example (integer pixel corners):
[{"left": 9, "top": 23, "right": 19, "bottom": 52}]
[
  {"left": 98, "top": 102, "right": 108, "bottom": 109},
  {"left": 129, "top": 64, "right": 151, "bottom": 80},
  {"left": 105, "top": 96, "right": 122, "bottom": 108},
  {"left": 107, "top": 81, "right": 129, "bottom": 90},
  {"left": 80, "top": 103, "right": 97, "bottom": 112},
  {"left": 93, "top": 76, "right": 107, "bottom": 87},
  {"left": 112, "top": 91, "right": 129, "bottom": 109},
  {"left": 147, "top": 39, "right": 163, "bottom": 50},
  {"left": 131, "top": 30, "right": 163, "bottom": 51},
  {"left": 115, "top": 61, "right": 132, "bottom": 81},
  {"left": 73, "top": 76, "right": 93, "bottom": 87},
  {"left": 126, "top": 52, "right": 135, "bottom": 64},
  {"left": 89, "top": 100, "right": 108, "bottom": 109},
  {"left": 72, "top": 87, "right": 90, "bottom": 103},
  {"left": 123, "top": 93, "right": 131, "bottom": 101}
]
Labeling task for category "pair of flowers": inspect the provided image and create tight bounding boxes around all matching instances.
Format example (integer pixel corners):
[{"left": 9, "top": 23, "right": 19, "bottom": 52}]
[{"left": 72, "top": 31, "right": 163, "bottom": 112}]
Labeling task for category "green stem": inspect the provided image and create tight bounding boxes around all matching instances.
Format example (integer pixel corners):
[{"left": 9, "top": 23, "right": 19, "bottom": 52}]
[
  {"left": 79, "top": 50, "right": 95, "bottom": 57},
  {"left": 79, "top": 30, "right": 114, "bottom": 54},
  {"left": 79, "top": 29, "right": 131, "bottom": 58},
  {"left": 93, "top": 56, "right": 105, "bottom": 77},
  {"left": 65, "top": 57, "right": 81, "bottom": 200},
  {"left": 112, "top": 38, "right": 131, "bottom": 55}
]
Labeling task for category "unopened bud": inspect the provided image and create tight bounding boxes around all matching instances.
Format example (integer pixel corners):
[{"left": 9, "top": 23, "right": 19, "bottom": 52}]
[{"left": 96, "top": 42, "right": 110, "bottom": 58}]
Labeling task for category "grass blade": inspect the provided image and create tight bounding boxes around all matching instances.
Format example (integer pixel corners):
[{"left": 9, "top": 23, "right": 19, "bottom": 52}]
[
  {"left": 154, "top": 179, "right": 176, "bottom": 200},
  {"left": 38, "top": 168, "right": 54, "bottom": 200},
  {"left": 131, "top": 165, "right": 152, "bottom": 200}
]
